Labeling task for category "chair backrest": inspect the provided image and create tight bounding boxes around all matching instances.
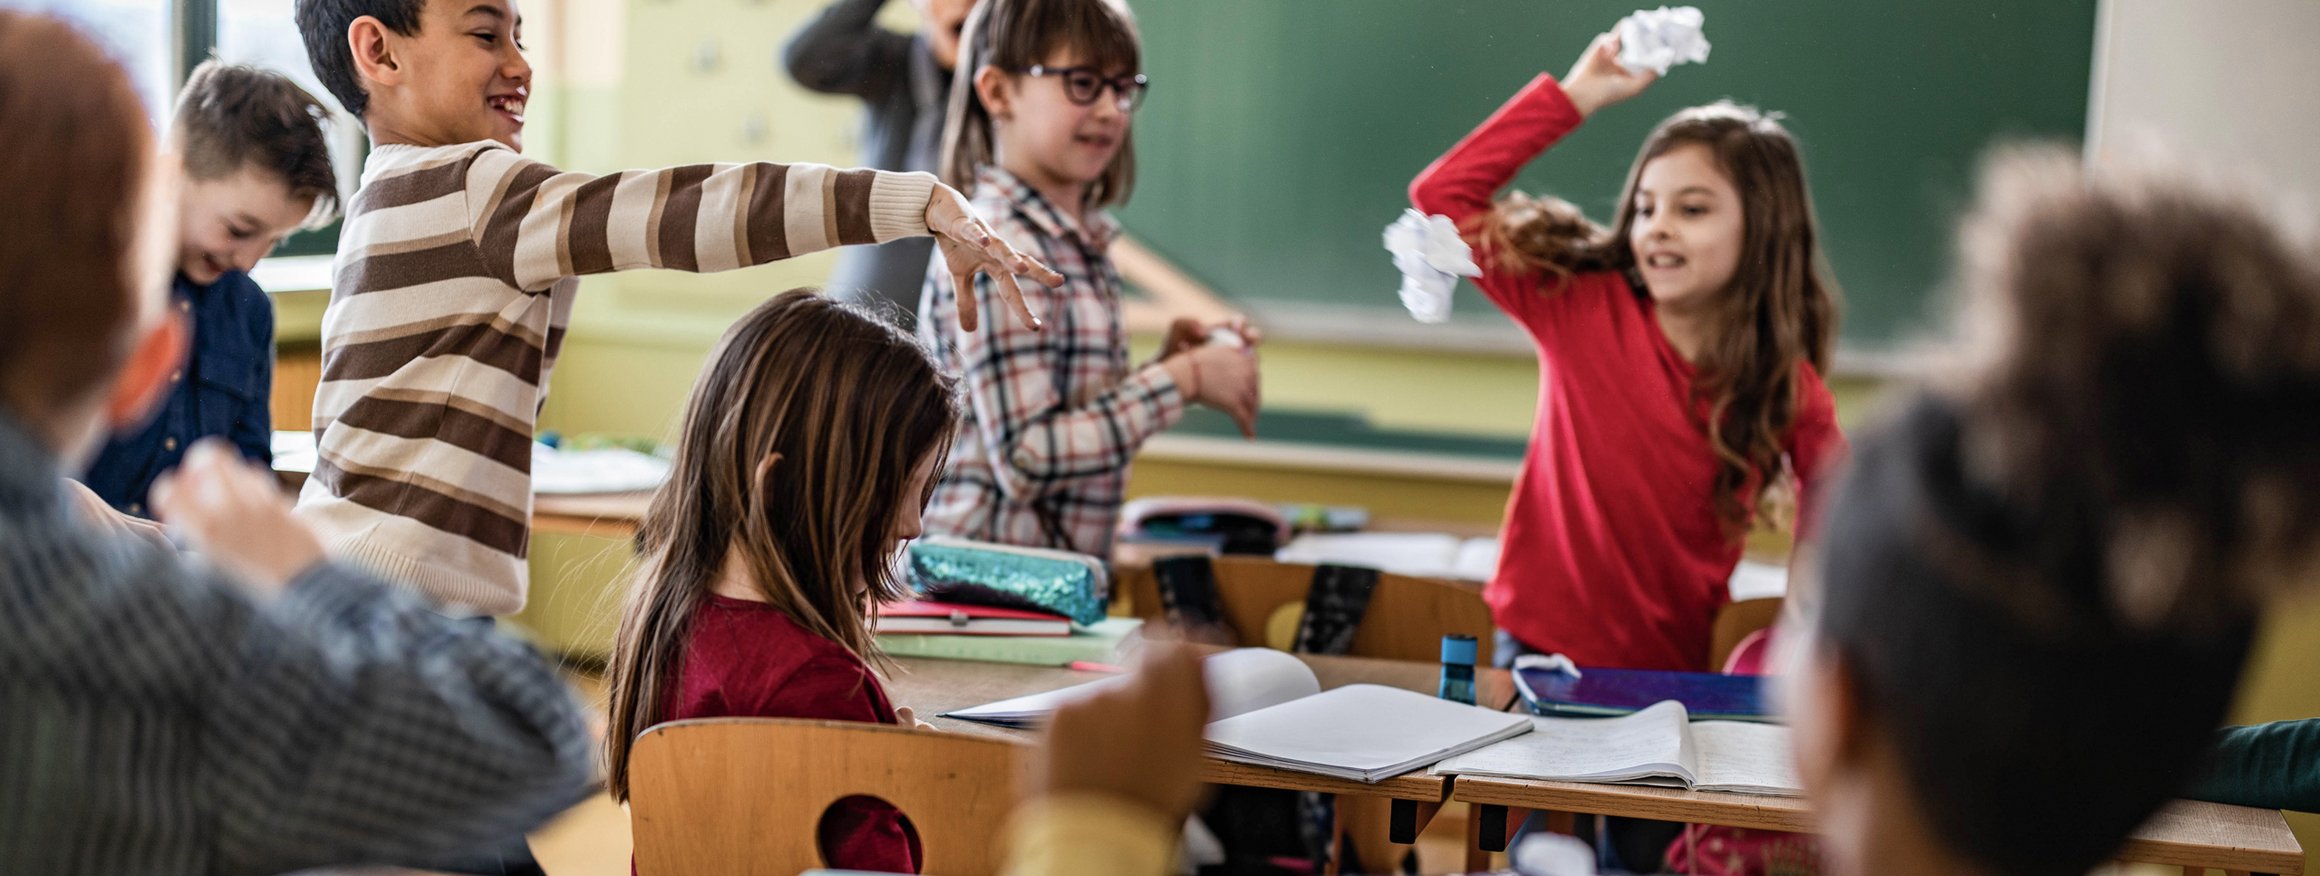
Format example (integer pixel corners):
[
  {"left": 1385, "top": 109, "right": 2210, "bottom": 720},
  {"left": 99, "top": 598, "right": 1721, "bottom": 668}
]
[
  {"left": 1193, "top": 556, "right": 1496, "bottom": 665},
  {"left": 1710, "top": 597, "right": 1785, "bottom": 671},
  {"left": 629, "top": 718, "right": 1032, "bottom": 876}
]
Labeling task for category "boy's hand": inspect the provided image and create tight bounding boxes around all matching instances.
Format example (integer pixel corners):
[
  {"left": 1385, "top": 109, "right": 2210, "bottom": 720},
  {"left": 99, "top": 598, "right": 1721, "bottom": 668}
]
[
  {"left": 1562, "top": 32, "right": 1659, "bottom": 117},
  {"left": 63, "top": 478, "right": 172, "bottom": 550},
  {"left": 149, "top": 440, "right": 325, "bottom": 597},
  {"left": 1036, "top": 641, "right": 1211, "bottom": 821},
  {"left": 928, "top": 185, "right": 1064, "bottom": 333}
]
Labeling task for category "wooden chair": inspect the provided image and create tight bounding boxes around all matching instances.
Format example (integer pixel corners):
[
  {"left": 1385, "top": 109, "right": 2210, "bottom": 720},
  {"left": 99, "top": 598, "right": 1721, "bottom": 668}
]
[
  {"left": 629, "top": 718, "right": 1032, "bottom": 876},
  {"left": 1127, "top": 555, "right": 1496, "bottom": 666},
  {"left": 1709, "top": 597, "right": 1784, "bottom": 671}
]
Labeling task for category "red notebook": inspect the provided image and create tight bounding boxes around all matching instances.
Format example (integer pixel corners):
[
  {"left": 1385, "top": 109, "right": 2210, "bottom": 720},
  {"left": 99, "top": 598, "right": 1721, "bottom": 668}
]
[{"left": 876, "top": 600, "right": 1073, "bottom": 637}]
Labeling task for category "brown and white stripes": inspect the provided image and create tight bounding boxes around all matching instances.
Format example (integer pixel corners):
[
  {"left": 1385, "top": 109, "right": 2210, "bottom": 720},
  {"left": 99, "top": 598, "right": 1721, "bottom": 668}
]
[{"left": 296, "top": 141, "right": 937, "bottom": 614}]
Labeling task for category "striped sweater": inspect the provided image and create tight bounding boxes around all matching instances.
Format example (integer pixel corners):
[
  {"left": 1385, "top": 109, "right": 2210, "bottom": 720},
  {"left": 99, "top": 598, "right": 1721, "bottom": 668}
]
[{"left": 298, "top": 141, "right": 938, "bottom": 613}]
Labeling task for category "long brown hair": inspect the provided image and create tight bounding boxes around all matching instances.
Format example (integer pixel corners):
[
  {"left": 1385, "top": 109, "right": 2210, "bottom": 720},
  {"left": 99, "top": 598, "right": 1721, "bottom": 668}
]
[
  {"left": 940, "top": 0, "right": 1140, "bottom": 207},
  {"left": 1478, "top": 102, "right": 1838, "bottom": 536},
  {"left": 0, "top": 11, "right": 158, "bottom": 423},
  {"left": 603, "top": 290, "right": 960, "bottom": 802}
]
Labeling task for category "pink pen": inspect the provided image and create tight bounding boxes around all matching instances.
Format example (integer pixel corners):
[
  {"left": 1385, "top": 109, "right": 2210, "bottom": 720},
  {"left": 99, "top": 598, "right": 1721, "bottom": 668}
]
[{"left": 1068, "top": 660, "right": 1125, "bottom": 673}]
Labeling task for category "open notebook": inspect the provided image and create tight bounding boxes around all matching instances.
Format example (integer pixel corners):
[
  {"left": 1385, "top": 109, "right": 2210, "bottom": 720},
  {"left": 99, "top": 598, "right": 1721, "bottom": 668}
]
[
  {"left": 944, "top": 648, "right": 1532, "bottom": 783},
  {"left": 1431, "top": 700, "right": 1801, "bottom": 796}
]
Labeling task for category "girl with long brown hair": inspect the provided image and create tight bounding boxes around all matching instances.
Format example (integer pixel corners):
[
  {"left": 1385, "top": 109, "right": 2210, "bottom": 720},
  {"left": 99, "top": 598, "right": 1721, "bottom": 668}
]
[
  {"left": 1409, "top": 26, "right": 1845, "bottom": 677},
  {"left": 604, "top": 289, "right": 959, "bottom": 873}
]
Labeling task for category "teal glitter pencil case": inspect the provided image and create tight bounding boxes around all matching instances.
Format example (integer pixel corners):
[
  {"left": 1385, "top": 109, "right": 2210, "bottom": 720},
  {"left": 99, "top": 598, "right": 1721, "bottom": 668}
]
[{"left": 905, "top": 536, "right": 1110, "bottom": 626}]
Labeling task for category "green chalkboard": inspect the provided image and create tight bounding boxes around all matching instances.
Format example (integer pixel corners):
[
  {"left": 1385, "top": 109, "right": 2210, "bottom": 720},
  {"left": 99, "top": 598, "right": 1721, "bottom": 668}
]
[{"left": 1115, "top": 1, "right": 2097, "bottom": 352}]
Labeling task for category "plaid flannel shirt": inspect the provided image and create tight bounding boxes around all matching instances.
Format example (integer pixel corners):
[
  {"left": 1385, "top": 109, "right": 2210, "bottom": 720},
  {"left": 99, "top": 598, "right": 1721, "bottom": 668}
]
[
  {"left": 918, "top": 167, "right": 1184, "bottom": 556},
  {"left": 0, "top": 410, "right": 593, "bottom": 874}
]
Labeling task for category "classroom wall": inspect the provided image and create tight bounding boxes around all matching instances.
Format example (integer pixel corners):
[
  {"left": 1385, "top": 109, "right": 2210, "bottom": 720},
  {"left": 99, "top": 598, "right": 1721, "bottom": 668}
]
[
  {"left": 2089, "top": 1, "right": 2320, "bottom": 866},
  {"left": 2088, "top": 0, "right": 2320, "bottom": 213}
]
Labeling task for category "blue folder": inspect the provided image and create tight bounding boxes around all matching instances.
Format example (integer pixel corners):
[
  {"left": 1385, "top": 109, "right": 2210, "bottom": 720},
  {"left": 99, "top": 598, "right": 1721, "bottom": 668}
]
[{"left": 1514, "top": 665, "right": 1775, "bottom": 723}]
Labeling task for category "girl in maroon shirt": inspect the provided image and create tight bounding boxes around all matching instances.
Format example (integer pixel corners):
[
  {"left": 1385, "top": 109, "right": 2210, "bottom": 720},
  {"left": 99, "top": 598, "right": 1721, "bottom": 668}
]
[
  {"left": 603, "top": 290, "right": 960, "bottom": 873},
  {"left": 1410, "top": 29, "right": 1847, "bottom": 673}
]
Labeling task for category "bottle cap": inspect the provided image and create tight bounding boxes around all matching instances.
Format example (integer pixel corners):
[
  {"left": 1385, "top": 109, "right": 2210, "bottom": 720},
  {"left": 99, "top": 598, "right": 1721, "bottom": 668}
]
[{"left": 1440, "top": 633, "right": 1478, "bottom": 665}]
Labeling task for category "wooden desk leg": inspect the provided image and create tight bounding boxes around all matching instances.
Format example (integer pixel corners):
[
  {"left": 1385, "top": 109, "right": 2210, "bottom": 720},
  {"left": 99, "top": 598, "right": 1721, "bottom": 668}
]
[
  {"left": 1465, "top": 808, "right": 1493, "bottom": 873},
  {"left": 1478, "top": 804, "right": 1522, "bottom": 852},
  {"left": 1325, "top": 805, "right": 1343, "bottom": 876},
  {"left": 1388, "top": 797, "right": 1444, "bottom": 844}
]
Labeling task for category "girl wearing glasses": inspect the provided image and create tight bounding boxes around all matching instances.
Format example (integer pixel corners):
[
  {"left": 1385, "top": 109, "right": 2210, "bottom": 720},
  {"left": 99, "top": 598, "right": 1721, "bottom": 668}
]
[{"left": 921, "top": 0, "right": 1260, "bottom": 557}]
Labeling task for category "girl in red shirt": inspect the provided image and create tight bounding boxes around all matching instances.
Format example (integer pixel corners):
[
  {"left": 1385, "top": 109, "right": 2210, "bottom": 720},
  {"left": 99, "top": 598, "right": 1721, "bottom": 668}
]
[
  {"left": 1410, "top": 29, "right": 1846, "bottom": 672},
  {"left": 603, "top": 289, "right": 960, "bottom": 873}
]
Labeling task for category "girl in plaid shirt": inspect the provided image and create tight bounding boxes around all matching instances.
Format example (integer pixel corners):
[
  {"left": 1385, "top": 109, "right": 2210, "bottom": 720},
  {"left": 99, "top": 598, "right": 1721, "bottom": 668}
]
[{"left": 919, "top": 0, "right": 1259, "bottom": 556}]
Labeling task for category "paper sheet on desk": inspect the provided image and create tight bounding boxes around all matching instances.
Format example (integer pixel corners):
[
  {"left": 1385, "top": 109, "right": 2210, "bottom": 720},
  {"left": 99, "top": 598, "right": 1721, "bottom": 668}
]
[
  {"left": 1275, "top": 532, "right": 1499, "bottom": 581},
  {"left": 942, "top": 647, "right": 1317, "bottom": 727},
  {"left": 532, "top": 444, "right": 672, "bottom": 495}
]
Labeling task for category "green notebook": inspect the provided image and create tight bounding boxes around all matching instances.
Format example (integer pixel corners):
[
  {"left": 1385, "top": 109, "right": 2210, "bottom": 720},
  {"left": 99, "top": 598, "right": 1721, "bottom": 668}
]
[{"left": 876, "top": 618, "right": 1143, "bottom": 666}]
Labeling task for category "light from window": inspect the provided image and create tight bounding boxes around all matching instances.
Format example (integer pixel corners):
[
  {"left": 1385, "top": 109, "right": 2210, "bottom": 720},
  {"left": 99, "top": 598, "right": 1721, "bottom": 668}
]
[
  {"left": 6, "top": 0, "right": 174, "bottom": 126},
  {"left": 216, "top": 0, "right": 365, "bottom": 204}
]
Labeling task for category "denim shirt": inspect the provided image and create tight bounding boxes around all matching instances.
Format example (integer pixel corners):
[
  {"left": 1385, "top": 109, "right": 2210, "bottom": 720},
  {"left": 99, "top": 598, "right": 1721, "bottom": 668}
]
[{"left": 81, "top": 270, "right": 274, "bottom": 515}]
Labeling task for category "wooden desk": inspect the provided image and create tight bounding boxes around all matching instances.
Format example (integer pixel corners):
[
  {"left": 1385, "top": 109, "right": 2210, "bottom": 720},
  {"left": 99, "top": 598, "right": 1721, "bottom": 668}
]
[
  {"left": 1449, "top": 774, "right": 2307, "bottom": 875},
  {"left": 891, "top": 653, "right": 2304, "bottom": 875},
  {"left": 883, "top": 651, "right": 1519, "bottom": 843},
  {"left": 532, "top": 491, "right": 653, "bottom": 539}
]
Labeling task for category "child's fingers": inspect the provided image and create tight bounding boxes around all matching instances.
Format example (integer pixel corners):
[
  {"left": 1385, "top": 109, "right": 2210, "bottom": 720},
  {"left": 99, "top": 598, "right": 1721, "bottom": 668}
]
[
  {"left": 990, "top": 270, "right": 1042, "bottom": 331},
  {"left": 983, "top": 233, "right": 1063, "bottom": 289},
  {"left": 1226, "top": 382, "right": 1259, "bottom": 439},
  {"left": 1133, "top": 641, "right": 1211, "bottom": 735},
  {"left": 1163, "top": 317, "right": 1205, "bottom": 358},
  {"left": 950, "top": 266, "right": 983, "bottom": 334},
  {"left": 146, "top": 472, "right": 181, "bottom": 522},
  {"left": 949, "top": 214, "right": 994, "bottom": 249},
  {"left": 1226, "top": 317, "right": 1263, "bottom": 346},
  {"left": 986, "top": 234, "right": 1064, "bottom": 289},
  {"left": 1025, "top": 256, "right": 1065, "bottom": 289},
  {"left": 192, "top": 440, "right": 268, "bottom": 511}
]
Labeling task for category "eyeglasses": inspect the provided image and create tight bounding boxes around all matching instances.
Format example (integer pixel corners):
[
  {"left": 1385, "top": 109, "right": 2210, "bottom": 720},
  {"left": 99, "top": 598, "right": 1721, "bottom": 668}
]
[{"left": 1015, "top": 64, "right": 1149, "bottom": 111}]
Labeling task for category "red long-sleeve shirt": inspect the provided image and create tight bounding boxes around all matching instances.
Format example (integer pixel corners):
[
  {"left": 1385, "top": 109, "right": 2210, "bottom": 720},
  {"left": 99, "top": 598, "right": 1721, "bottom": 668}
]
[{"left": 1410, "top": 74, "right": 1845, "bottom": 671}]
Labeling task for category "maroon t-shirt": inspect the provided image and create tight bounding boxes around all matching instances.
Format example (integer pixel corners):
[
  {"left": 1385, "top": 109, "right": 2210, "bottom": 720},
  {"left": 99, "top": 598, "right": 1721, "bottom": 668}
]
[{"left": 664, "top": 595, "right": 919, "bottom": 872}]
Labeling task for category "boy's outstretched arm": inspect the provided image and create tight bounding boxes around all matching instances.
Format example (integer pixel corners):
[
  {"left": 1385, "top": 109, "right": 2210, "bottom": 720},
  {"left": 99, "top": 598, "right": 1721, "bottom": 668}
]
[{"left": 461, "top": 148, "right": 1059, "bottom": 331}]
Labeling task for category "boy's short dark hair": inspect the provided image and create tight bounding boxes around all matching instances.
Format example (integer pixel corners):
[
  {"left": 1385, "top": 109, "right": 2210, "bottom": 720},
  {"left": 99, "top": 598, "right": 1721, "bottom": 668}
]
[
  {"left": 176, "top": 61, "right": 341, "bottom": 226},
  {"left": 293, "top": 0, "right": 425, "bottom": 120},
  {"left": 0, "top": 11, "right": 156, "bottom": 419}
]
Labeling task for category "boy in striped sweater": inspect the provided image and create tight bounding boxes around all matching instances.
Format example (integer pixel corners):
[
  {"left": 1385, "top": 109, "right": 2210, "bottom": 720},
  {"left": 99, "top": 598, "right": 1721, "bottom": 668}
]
[{"left": 292, "top": 0, "right": 1059, "bottom": 615}]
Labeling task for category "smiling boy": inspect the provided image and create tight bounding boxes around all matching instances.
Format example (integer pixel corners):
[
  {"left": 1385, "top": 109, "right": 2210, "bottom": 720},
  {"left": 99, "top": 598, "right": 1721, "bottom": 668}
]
[
  {"left": 291, "top": 0, "right": 1058, "bottom": 616},
  {"left": 81, "top": 61, "right": 338, "bottom": 518}
]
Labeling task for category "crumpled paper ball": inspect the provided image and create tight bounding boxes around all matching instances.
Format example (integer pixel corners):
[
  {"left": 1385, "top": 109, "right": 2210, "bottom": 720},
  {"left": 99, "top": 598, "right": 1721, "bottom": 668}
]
[
  {"left": 1617, "top": 5, "right": 1711, "bottom": 75},
  {"left": 1383, "top": 209, "right": 1482, "bottom": 324}
]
